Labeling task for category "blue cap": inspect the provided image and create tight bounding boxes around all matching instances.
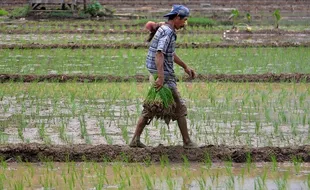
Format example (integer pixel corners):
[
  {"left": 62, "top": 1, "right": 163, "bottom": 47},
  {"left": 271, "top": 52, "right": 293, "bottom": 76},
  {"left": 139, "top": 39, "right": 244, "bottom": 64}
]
[{"left": 163, "top": 5, "right": 190, "bottom": 18}]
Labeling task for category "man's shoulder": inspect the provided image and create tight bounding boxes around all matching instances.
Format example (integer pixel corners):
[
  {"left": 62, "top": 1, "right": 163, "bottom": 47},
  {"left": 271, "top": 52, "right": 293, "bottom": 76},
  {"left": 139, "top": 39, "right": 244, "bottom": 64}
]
[{"left": 158, "top": 25, "right": 174, "bottom": 35}]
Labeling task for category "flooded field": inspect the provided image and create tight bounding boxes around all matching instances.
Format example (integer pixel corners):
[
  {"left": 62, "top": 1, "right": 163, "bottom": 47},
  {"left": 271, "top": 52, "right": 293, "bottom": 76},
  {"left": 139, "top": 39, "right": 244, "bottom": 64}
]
[
  {"left": 1, "top": 48, "right": 310, "bottom": 76},
  {"left": 0, "top": 82, "right": 309, "bottom": 148},
  {"left": 1, "top": 5, "right": 310, "bottom": 188},
  {"left": 2, "top": 31, "right": 310, "bottom": 46},
  {"left": 1, "top": 161, "right": 310, "bottom": 189},
  {"left": 224, "top": 31, "right": 310, "bottom": 44}
]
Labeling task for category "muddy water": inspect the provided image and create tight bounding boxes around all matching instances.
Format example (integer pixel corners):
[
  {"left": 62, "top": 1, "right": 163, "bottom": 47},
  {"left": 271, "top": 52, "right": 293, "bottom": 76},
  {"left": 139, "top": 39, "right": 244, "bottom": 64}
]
[
  {"left": 1, "top": 162, "right": 309, "bottom": 189},
  {"left": 224, "top": 32, "right": 310, "bottom": 44},
  {"left": 0, "top": 91, "right": 310, "bottom": 148}
]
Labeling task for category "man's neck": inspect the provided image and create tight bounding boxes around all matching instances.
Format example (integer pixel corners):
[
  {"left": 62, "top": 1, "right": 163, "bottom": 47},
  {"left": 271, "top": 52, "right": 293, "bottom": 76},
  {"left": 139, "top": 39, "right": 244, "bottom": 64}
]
[{"left": 166, "top": 20, "right": 175, "bottom": 31}]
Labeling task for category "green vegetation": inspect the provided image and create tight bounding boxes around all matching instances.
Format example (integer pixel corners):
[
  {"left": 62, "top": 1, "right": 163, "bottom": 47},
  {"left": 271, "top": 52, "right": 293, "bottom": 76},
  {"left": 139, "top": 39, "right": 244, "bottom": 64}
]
[
  {"left": 0, "top": 6, "right": 309, "bottom": 189},
  {"left": 188, "top": 17, "right": 216, "bottom": 27},
  {"left": 0, "top": 9, "right": 8, "bottom": 16},
  {"left": 0, "top": 82, "right": 309, "bottom": 147},
  {"left": 9, "top": 5, "right": 30, "bottom": 19},
  {"left": 229, "top": 9, "right": 240, "bottom": 28},
  {"left": 0, "top": 162, "right": 307, "bottom": 189},
  {"left": 85, "top": 0, "right": 114, "bottom": 17},
  {"left": 273, "top": 9, "right": 281, "bottom": 29},
  {"left": 86, "top": 0, "right": 102, "bottom": 16},
  {"left": 1, "top": 48, "right": 309, "bottom": 76}
]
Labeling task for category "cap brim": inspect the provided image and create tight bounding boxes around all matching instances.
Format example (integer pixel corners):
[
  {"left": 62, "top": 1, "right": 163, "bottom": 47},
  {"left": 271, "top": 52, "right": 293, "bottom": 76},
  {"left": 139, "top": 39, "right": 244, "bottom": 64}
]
[
  {"left": 163, "top": 13, "right": 189, "bottom": 17},
  {"left": 163, "top": 12, "right": 177, "bottom": 17}
]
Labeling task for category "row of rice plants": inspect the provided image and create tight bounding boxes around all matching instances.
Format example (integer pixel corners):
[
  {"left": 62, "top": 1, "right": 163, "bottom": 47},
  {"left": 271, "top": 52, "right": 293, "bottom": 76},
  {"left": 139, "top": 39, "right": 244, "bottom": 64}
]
[
  {"left": 0, "top": 157, "right": 309, "bottom": 189},
  {"left": 0, "top": 33, "right": 223, "bottom": 45},
  {"left": 1, "top": 19, "right": 309, "bottom": 33},
  {"left": 1, "top": 48, "right": 309, "bottom": 75},
  {"left": 0, "top": 82, "right": 309, "bottom": 147}
]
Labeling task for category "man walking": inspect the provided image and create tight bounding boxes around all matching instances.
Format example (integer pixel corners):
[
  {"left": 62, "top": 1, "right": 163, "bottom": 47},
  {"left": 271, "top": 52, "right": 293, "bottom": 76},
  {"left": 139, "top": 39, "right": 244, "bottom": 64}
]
[{"left": 130, "top": 5, "right": 198, "bottom": 149}]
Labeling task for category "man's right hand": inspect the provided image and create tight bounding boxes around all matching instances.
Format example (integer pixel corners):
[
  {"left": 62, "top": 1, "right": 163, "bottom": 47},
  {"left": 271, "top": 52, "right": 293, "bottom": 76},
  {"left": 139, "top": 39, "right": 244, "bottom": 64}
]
[{"left": 154, "top": 77, "right": 164, "bottom": 90}]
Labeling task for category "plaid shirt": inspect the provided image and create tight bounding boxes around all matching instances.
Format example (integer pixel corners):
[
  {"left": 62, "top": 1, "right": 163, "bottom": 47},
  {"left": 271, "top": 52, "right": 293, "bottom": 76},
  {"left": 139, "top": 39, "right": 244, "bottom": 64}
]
[{"left": 146, "top": 24, "right": 177, "bottom": 79}]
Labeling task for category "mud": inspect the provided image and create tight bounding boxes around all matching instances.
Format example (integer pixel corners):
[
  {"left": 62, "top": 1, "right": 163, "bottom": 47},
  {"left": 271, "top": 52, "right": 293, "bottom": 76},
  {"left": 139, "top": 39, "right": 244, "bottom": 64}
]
[
  {"left": 2, "top": 29, "right": 310, "bottom": 35},
  {"left": 1, "top": 143, "right": 310, "bottom": 163},
  {"left": 1, "top": 73, "right": 310, "bottom": 83},
  {"left": 2, "top": 41, "right": 310, "bottom": 49}
]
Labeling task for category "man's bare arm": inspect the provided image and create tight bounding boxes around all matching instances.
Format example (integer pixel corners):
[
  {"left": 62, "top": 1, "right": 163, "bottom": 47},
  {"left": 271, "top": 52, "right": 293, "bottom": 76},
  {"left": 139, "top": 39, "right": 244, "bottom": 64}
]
[
  {"left": 174, "top": 53, "right": 196, "bottom": 78},
  {"left": 155, "top": 51, "right": 165, "bottom": 89}
]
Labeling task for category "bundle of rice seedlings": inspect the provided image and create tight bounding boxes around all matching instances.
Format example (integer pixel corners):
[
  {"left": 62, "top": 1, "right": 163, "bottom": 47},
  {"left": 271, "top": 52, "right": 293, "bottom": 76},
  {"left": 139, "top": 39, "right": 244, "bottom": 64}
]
[{"left": 143, "top": 84, "right": 176, "bottom": 125}]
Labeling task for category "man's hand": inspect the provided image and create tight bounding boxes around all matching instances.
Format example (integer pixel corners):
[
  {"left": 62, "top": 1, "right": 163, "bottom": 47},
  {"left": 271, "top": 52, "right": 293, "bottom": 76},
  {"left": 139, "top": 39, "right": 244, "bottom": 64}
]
[
  {"left": 184, "top": 67, "right": 196, "bottom": 79},
  {"left": 154, "top": 76, "right": 164, "bottom": 90}
]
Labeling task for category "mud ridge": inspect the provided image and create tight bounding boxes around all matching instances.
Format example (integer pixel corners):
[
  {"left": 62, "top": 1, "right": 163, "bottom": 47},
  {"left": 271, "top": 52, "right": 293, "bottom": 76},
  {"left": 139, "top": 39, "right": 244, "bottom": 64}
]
[
  {"left": 2, "top": 29, "right": 309, "bottom": 35},
  {"left": 1, "top": 73, "right": 310, "bottom": 83},
  {"left": 1, "top": 42, "right": 310, "bottom": 49},
  {"left": 1, "top": 143, "right": 310, "bottom": 163}
]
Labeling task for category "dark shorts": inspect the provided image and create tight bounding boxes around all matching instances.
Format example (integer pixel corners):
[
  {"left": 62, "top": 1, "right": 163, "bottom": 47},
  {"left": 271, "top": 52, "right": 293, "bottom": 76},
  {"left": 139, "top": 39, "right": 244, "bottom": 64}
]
[{"left": 141, "top": 86, "right": 187, "bottom": 122}]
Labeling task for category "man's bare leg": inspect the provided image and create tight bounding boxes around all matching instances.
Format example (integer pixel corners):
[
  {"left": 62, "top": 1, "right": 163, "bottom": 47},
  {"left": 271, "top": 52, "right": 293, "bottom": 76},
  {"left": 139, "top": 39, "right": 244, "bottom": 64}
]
[
  {"left": 129, "top": 116, "right": 148, "bottom": 148},
  {"left": 177, "top": 116, "right": 198, "bottom": 148}
]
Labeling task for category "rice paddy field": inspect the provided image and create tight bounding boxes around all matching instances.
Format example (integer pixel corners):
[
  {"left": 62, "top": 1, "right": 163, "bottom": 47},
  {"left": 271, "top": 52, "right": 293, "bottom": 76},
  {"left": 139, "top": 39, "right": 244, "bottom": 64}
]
[{"left": 1, "top": 4, "right": 310, "bottom": 189}]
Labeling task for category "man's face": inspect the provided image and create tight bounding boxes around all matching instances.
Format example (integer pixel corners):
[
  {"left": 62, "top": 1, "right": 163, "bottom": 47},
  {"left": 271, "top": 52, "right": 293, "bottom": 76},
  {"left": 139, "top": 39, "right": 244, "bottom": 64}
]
[{"left": 174, "top": 16, "right": 188, "bottom": 30}]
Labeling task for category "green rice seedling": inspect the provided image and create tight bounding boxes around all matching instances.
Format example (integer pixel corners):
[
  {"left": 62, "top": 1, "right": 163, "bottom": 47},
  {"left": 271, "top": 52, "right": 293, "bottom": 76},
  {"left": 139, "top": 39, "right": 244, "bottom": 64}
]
[
  {"left": 0, "top": 157, "right": 7, "bottom": 169},
  {"left": 144, "top": 84, "right": 175, "bottom": 124},
  {"left": 99, "top": 120, "right": 106, "bottom": 136},
  {"left": 273, "top": 9, "right": 281, "bottom": 29},
  {"left": 0, "top": 132, "right": 8, "bottom": 144},
  {"left": 142, "top": 172, "right": 153, "bottom": 190},
  {"left": 125, "top": 170, "right": 131, "bottom": 187},
  {"left": 78, "top": 115, "right": 88, "bottom": 139},
  {"left": 166, "top": 177, "right": 176, "bottom": 190},
  {"left": 121, "top": 126, "right": 129, "bottom": 144},
  {"left": 229, "top": 9, "right": 240, "bottom": 28},
  {"left": 307, "top": 174, "right": 310, "bottom": 189},
  {"left": 197, "top": 176, "right": 207, "bottom": 190},
  {"left": 160, "top": 155, "right": 169, "bottom": 168},
  {"left": 203, "top": 152, "right": 212, "bottom": 170},
  {"left": 0, "top": 173, "right": 6, "bottom": 190},
  {"left": 17, "top": 126, "right": 25, "bottom": 142},
  {"left": 14, "top": 179, "right": 24, "bottom": 190},
  {"left": 120, "top": 152, "right": 129, "bottom": 163},
  {"left": 233, "top": 124, "right": 241, "bottom": 137},
  {"left": 302, "top": 113, "right": 307, "bottom": 126},
  {"left": 59, "top": 118, "right": 68, "bottom": 143},
  {"left": 96, "top": 165, "right": 108, "bottom": 190},
  {"left": 271, "top": 155, "right": 278, "bottom": 172},
  {"left": 39, "top": 172, "right": 53, "bottom": 190},
  {"left": 275, "top": 171, "right": 288, "bottom": 190},
  {"left": 245, "top": 152, "right": 253, "bottom": 173},
  {"left": 292, "top": 156, "right": 302, "bottom": 174},
  {"left": 240, "top": 167, "right": 245, "bottom": 182},
  {"left": 143, "top": 156, "right": 152, "bottom": 167},
  {"left": 182, "top": 155, "right": 190, "bottom": 171},
  {"left": 254, "top": 177, "right": 265, "bottom": 190},
  {"left": 255, "top": 121, "right": 261, "bottom": 135},
  {"left": 273, "top": 121, "right": 279, "bottom": 135},
  {"left": 291, "top": 122, "right": 298, "bottom": 137},
  {"left": 38, "top": 123, "right": 51, "bottom": 144},
  {"left": 225, "top": 160, "right": 233, "bottom": 176},
  {"left": 226, "top": 174, "right": 235, "bottom": 190}
]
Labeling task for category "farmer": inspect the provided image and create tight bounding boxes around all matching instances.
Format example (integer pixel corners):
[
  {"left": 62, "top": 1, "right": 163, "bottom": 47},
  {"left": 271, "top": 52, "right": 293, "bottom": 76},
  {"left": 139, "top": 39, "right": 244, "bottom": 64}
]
[{"left": 129, "top": 5, "right": 198, "bottom": 149}]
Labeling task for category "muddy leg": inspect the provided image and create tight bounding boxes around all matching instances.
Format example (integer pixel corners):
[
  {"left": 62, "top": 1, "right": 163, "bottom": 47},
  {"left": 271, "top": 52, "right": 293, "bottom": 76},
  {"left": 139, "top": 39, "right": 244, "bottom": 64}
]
[
  {"left": 177, "top": 116, "right": 198, "bottom": 148},
  {"left": 129, "top": 116, "right": 148, "bottom": 148}
]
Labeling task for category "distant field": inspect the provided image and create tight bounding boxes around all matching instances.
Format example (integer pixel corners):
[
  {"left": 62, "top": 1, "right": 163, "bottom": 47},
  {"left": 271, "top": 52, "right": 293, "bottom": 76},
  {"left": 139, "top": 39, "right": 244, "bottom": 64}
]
[{"left": 1, "top": 48, "right": 309, "bottom": 76}]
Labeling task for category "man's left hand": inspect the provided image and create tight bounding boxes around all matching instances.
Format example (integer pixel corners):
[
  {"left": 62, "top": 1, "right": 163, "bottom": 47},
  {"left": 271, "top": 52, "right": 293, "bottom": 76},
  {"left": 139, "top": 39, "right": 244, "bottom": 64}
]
[{"left": 184, "top": 67, "right": 196, "bottom": 79}]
